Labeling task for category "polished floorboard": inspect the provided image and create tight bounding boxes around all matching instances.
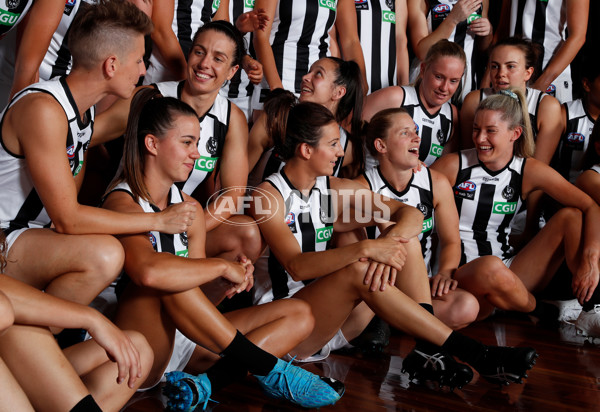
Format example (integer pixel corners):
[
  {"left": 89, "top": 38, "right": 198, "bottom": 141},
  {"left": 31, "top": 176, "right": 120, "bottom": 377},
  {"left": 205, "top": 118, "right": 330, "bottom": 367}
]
[{"left": 124, "top": 313, "right": 600, "bottom": 411}]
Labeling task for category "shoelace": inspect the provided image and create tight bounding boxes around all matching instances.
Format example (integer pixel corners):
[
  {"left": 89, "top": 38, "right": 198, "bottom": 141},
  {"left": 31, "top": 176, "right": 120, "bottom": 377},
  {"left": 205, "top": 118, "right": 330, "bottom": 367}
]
[
  {"left": 269, "top": 357, "right": 316, "bottom": 402},
  {"left": 413, "top": 349, "right": 447, "bottom": 371}
]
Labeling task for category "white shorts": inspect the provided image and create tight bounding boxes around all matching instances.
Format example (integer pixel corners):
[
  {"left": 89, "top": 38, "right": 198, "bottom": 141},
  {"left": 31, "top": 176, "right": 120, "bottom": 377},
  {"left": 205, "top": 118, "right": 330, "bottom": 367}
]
[
  {"left": 3, "top": 228, "right": 30, "bottom": 253},
  {"left": 503, "top": 255, "right": 515, "bottom": 268},
  {"left": 288, "top": 329, "right": 352, "bottom": 363},
  {"left": 140, "top": 329, "right": 196, "bottom": 391}
]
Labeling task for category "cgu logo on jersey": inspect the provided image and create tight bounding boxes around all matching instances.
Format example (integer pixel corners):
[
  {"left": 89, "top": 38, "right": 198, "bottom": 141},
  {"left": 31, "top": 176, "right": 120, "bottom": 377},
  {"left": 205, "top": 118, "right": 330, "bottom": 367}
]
[
  {"left": 73, "top": 160, "right": 83, "bottom": 176},
  {"left": 176, "top": 249, "right": 189, "bottom": 257},
  {"left": 429, "top": 143, "right": 443, "bottom": 158},
  {"left": 319, "top": 0, "right": 336, "bottom": 11},
  {"left": 0, "top": 9, "right": 18, "bottom": 26},
  {"left": 212, "top": 0, "right": 220, "bottom": 12},
  {"left": 195, "top": 156, "right": 218, "bottom": 172},
  {"left": 422, "top": 217, "right": 433, "bottom": 233},
  {"left": 454, "top": 180, "right": 476, "bottom": 200},
  {"left": 354, "top": 0, "right": 368, "bottom": 10},
  {"left": 382, "top": 10, "right": 395, "bottom": 24},
  {"left": 244, "top": 0, "right": 255, "bottom": 8},
  {"left": 316, "top": 226, "right": 333, "bottom": 243},
  {"left": 493, "top": 201, "right": 517, "bottom": 214}
]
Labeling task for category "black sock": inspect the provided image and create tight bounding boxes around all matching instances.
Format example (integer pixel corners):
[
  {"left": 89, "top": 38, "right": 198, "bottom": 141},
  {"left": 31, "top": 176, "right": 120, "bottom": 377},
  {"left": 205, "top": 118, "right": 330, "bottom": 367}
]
[
  {"left": 206, "top": 356, "right": 251, "bottom": 392},
  {"left": 220, "top": 331, "right": 278, "bottom": 376},
  {"left": 583, "top": 287, "right": 600, "bottom": 312},
  {"left": 441, "top": 331, "right": 486, "bottom": 367},
  {"left": 70, "top": 395, "right": 102, "bottom": 412},
  {"left": 414, "top": 303, "right": 441, "bottom": 354}
]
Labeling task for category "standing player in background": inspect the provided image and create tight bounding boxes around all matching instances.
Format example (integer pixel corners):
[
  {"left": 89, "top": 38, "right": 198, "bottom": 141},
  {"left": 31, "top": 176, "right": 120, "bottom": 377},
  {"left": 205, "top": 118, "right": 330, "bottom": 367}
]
[
  {"left": 495, "top": 0, "right": 589, "bottom": 103},
  {"left": 355, "top": 0, "right": 409, "bottom": 93}
]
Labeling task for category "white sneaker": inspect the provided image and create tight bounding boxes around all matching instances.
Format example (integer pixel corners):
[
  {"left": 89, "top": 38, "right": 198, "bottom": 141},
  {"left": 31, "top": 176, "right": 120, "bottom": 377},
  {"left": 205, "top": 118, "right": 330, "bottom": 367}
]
[
  {"left": 574, "top": 305, "right": 600, "bottom": 337},
  {"left": 543, "top": 299, "right": 583, "bottom": 323}
]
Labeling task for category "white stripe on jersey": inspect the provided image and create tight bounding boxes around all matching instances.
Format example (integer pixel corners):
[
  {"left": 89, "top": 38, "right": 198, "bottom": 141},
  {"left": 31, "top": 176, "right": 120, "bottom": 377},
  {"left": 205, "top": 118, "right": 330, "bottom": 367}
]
[
  {"left": 554, "top": 98, "right": 596, "bottom": 183},
  {"left": 0, "top": 77, "right": 93, "bottom": 231},
  {"left": 364, "top": 166, "right": 435, "bottom": 272},
  {"left": 253, "top": 171, "right": 333, "bottom": 304},
  {"left": 355, "top": 0, "right": 397, "bottom": 93},
  {"left": 270, "top": 0, "right": 337, "bottom": 94},
  {"left": 454, "top": 149, "right": 525, "bottom": 264},
  {"left": 155, "top": 81, "right": 231, "bottom": 195},
  {"left": 402, "top": 85, "right": 453, "bottom": 166}
]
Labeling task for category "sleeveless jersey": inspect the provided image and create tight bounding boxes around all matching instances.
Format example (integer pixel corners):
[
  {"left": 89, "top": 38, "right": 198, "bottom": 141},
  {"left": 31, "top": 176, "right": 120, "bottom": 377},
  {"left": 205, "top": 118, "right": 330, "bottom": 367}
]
[
  {"left": 0, "top": 0, "right": 33, "bottom": 37},
  {"left": 253, "top": 171, "right": 334, "bottom": 304},
  {"left": 39, "top": 0, "right": 89, "bottom": 81},
  {"left": 257, "top": 125, "right": 349, "bottom": 183},
  {"left": 480, "top": 87, "right": 547, "bottom": 138},
  {"left": 220, "top": 0, "right": 254, "bottom": 101},
  {"left": 553, "top": 98, "right": 595, "bottom": 183},
  {"left": 421, "top": 0, "right": 481, "bottom": 101},
  {"left": 270, "top": 0, "right": 337, "bottom": 94},
  {"left": 363, "top": 166, "right": 435, "bottom": 271},
  {"left": 355, "top": 0, "right": 397, "bottom": 93},
  {"left": 145, "top": 0, "right": 217, "bottom": 84},
  {"left": 402, "top": 85, "right": 453, "bottom": 166},
  {"left": 154, "top": 81, "right": 231, "bottom": 195},
  {"left": 0, "top": 77, "right": 93, "bottom": 233},
  {"left": 110, "top": 182, "right": 189, "bottom": 256},
  {"left": 453, "top": 149, "right": 525, "bottom": 264}
]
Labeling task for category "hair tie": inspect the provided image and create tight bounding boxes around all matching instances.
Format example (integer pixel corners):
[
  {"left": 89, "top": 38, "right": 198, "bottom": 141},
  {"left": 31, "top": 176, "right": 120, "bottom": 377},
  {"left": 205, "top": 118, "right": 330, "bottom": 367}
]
[{"left": 498, "top": 89, "right": 518, "bottom": 101}]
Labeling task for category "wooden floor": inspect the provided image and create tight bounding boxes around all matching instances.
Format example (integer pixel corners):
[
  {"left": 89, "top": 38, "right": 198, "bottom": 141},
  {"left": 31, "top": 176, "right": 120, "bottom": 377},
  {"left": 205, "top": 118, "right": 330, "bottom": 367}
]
[{"left": 123, "top": 313, "right": 600, "bottom": 411}]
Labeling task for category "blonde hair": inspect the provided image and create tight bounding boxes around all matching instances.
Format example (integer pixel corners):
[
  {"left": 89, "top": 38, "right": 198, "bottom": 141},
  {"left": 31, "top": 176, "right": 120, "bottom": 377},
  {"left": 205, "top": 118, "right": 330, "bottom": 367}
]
[{"left": 476, "top": 88, "right": 535, "bottom": 158}]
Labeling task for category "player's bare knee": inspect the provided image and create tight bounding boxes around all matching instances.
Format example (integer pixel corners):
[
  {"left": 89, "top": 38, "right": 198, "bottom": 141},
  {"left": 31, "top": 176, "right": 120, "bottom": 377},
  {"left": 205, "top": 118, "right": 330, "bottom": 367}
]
[
  {"left": 447, "top": 293, "right": 479, "bottom": 330},
  {"left": 555, "top": 207, "right": 582, "bottom": 229},
  {"left": 0, "top": 293, "right": 14, "bottom": 333},
  {"left": 124, "top": 330, "right": 154, "bottom": 375},
  {"left": 288, "top": 299, "right": 315, "bottom": 339},
  {"left": 89, "top": 236, "right": 125, "bottom": 282}
]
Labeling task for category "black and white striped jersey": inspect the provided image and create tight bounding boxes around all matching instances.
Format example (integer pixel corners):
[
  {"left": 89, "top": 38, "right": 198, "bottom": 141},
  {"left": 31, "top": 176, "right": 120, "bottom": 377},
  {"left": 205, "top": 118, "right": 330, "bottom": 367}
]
[
  {"left": 553, "top": 98, "right": 596, "bottom": 183},
  {"left": 480, "top": 87, "right": 547, "bottom": 138},
  {"left": 453, "top": 149, "right": 525, "bottom": 264},
  {"left": 253, "top": 171, "right": 334, "bottom": 304},
  {"left": 403, "top": 85, "right": 453, "bottom": 166},
  {"left": 0, "top": 0, "right": 33, "bottom": 37},
  {"left": 145, "top": 0, "right": 216, "bottom": 84},
  {"left": 270, "top": 0, "right": 337, "bottom": 94},
  {"left": 364, "top": 166, "right": 435, "bottom": 271},
  {"left": 154, "top": 81, "right": 231, "bottom": 195},
  {"left": 220, "top": 0, "right": 255, "bottom": 101},
  {"left": 355, "top": 0, "right": 397, "bottom": 93},
  {"left": 423, "top": 0, "right": 481, "bottom": 100},
  {"left": 509, "top": 0, "right": 567, "bottom": 72},
  {"left": 110, "top": 182, "right": 189, "bottom": 257},
  {"left": 39, "top": 0, "right": 90, "bottom": 81},
  {"left": 254, "top": 125, "right": 349, "bottom": 184},
  {"left": 0, "top": 77, "right": 93, "bottom": 233}
]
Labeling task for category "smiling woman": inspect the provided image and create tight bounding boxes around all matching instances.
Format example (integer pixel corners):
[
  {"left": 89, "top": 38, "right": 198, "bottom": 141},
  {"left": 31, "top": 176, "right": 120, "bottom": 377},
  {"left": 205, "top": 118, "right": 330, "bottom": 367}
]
[
  {"left": 362, "top": 39, "right": 465, "bottom": 168},
  {"left": 431, "top": 90, "right": 600, "bottom": 336}
]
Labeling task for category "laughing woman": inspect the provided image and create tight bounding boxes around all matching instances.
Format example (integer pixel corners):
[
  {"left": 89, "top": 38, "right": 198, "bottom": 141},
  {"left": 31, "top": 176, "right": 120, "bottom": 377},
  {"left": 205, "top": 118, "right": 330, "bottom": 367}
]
[
  {"left": 103, "top": 89, "right": 345, "bottom": 411},
  {"left": 250, "top": 99, "right": 538, "bottom": 390},
  {"left": 432, "top": 90, "right": 600, "bottom": 336}
]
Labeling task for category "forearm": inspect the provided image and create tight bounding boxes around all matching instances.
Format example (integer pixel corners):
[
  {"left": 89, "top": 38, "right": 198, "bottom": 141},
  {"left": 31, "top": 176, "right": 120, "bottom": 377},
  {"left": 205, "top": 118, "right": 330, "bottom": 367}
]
[
  {"left": 385, "top": 206, "right": 425, "bottom": 239},
  {"left": 414, "top": 19, "right": 458, "bottom": 60},
  {"left": 0, "top": 275, "right": 98, "bottom": 330},
  {"left": 287, "top": 241, "right": 366, "bottom": 281},
  {"left": 129, "top": 255, "right": 230, "bottom": 293},
  {"left": 151, "top": 30, "right": 187, "bottom": 81},
  {"left": 534, "top": 37, "right": 585, "bottom": 91},
  {"left": 436, "top": 243, "right": 461, "bottom": 277},
  {"left": 253, "top": 35, "right": 282, "bottom": 89}
]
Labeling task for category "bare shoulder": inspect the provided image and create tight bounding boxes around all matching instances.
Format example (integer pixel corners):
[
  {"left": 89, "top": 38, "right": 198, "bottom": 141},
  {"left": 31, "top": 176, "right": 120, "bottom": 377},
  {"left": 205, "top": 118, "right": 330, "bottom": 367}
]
[{"left": 102, "top": 189, "right": 143, "bottom": 213}]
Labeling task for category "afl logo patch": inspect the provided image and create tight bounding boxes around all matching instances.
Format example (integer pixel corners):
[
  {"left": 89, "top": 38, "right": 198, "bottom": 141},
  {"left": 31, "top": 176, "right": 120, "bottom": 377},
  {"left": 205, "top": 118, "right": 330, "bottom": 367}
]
[
  {"left": 148, "top": 232, "right": 157, "bottom": 247},
  {"left": 414, "top": 122, "right": 420, "bottom": 134},
  {"left": 416, "top": 203, "right": 428, "bottom": 216},
  {"left": 545, "top": 84, "right": 556, "bottom": 95},
  {"left": 567, "top": 133, "right": 585, "bottom": 144},
  {"left": 66, "top": 145, "right": 76, "bottom": 159},
  {"left": 206, "top": 136, "right": 218, "bottom": 156},
  {"left": 285, "top": 212, "right": 296, "bottom": 233},
  {"left": 502, "top": 185, "right": 515, "bottom": 200},
  {"left": 454, "top": 180, "right": 476, "bottom": 200},
  {"left": 433, "top": 4, "right": 450, "bottom": 13},
  {"left": 354, "top": 0, "right": 368, "bottom": 9},
  {"left": 179, "top": 231, "right": 188, "bottom": 247}
]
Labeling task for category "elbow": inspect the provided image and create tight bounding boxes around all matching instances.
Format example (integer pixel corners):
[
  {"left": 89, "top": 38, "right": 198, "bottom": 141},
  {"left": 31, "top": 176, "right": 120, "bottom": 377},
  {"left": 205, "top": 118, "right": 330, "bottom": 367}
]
[
  {"left": 52, "top": 218, "right": 80, "bottom": 235},
  {"left": 285, "top": 262, "right": 304, "bottom": 282}
]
